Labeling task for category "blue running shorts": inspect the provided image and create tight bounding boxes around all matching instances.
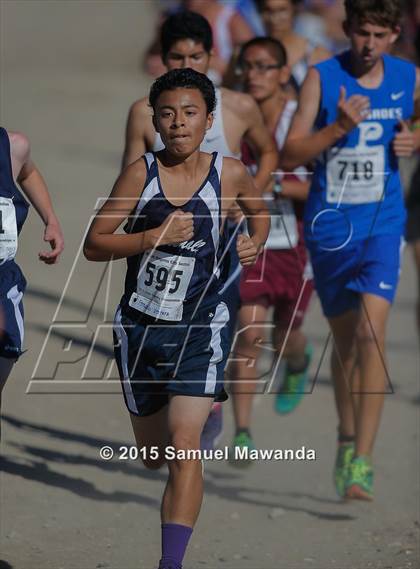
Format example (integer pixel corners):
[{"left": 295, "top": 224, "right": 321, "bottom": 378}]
[{"left": 308, "top": 234, "right": 404, "bottom": 318}]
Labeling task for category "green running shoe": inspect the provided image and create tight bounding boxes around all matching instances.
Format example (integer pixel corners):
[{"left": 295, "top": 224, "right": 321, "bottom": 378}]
[
  {"left": 275, "top": 343, "right": 313, "bottom": 415},
  {"left": 345, "top": 456, "right": 374, "bottom": 501},
  {"left": 334, "top": 442, "right": 355, "bottom": 498},
  {"left": 228, "top": 431, "right": 255, "bottom": 468}
]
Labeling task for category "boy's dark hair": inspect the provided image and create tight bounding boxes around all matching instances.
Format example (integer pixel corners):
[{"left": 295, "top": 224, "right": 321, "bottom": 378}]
[
  {"left": 238, "top": 36, "right": 288, "bottom": 68},
  {"left": 160, "top": 11, "right": 213, "bottom": 59},
  {"left": 255, "top": 0, "right": 299, "bottom": 11},
  {"left": 344, "top": 0, "right": 402, "bottom": 28},
  {"left": 149, "top": 68, "right": 216, "bottom": 114}
]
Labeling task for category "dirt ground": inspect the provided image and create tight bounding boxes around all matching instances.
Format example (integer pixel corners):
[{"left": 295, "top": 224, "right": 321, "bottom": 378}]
[{"left": 0, "top": 2, "right": 419, "bottom": 568}]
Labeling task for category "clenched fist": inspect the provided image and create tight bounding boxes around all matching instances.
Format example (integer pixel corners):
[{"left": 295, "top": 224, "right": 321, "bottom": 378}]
[
  {"left": 336, "top": 86, "right": 370, "bottom": 134},
  {"left": 39, "top": 220, "right": 64, "bottom": 264},
  {"left": 393, "top": 120, "right": 415, "bottom": 157},
  {"left": 237, "top": 233, "right": 260, "bottom": 266},
  {"left": 159, "top": 210, "right": 194, "bottom": 246}
]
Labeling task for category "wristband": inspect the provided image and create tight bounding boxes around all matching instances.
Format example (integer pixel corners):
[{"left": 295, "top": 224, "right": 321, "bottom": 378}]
[
  {"left": 272, "top": 170, "right": 284, "bottom": 183},
  {"left": 273, "top": 182, "right": 283, "bottom": 195}
]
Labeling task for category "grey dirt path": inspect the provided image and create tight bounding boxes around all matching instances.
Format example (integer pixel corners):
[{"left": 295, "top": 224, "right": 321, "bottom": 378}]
[{"left": 0, "top": 2, "right": 419, "bottom": 569}]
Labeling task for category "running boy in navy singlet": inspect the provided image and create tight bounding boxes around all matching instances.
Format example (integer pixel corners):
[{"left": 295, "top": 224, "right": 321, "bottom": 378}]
[
  {"left": 0, "top": 128, "right": 64, "bottom": 430},
  {"left": 282, "top": 0, "right": 420, "bottom": 500},
  {"left": 84, "top": 69, "right": 269, "bottom": 569},
  {"left": 122, "top": 11, "right": 277, "bottom": 450}
]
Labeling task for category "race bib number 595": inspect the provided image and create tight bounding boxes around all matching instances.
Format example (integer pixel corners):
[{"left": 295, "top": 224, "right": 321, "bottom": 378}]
[{"left": 129, "top": 249, "right": 195, "bottom": 321}]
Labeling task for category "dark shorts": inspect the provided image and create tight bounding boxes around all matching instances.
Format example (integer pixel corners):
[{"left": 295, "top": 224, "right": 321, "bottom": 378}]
[
  {"left": 0, "top": 262, "right": 26, "bottom": 360},
  {"left": 240, "top": 247, "right": 313, "bottom": 330},
  {"left": 113, "top": 300, "right": 231, "bottom": 417}
]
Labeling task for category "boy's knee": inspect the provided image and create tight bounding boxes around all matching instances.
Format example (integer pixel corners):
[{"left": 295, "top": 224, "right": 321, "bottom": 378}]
[
  {"left": 136, "top": 443, "right": 167, "bottom": 470},
  {"left": 236, "top": 328, "right": 264, "bottom": 354},
  {"left": 356, "top": 320, "right": 385, "bottom": 347},
  {"left": 332, "top": 336, "right": 356, "bottom": 363},
  {"left": 171, "top": 432, "right": 199, "bottom": 453},
  {"left": 167, "top": 431, "right": 201, "bottom": 470},
  {"left": 142, "top": 456, "right": 166, "bottom": 470}
]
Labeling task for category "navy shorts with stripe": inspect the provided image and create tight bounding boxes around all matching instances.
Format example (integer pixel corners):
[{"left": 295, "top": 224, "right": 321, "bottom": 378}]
[
  {"left": 113, "top": 300, "right": 230, "bottom": 417},
  {"left": 0, "top": 262, "right": 26, "bottom": 360}
]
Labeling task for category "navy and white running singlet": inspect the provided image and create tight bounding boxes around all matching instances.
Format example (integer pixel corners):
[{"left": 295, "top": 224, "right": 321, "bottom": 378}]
[
  {"left": 114, "top": 151, "right": 231, "bottom": 416},
  {"left": 121, "top": 151, "right": 227, "bottom": 321},
  {"left": 153, "top": 89, "right": 242, "bottom": 338},
  {"left": 0, "top": 127, "right": 29, "bottom": 359}
]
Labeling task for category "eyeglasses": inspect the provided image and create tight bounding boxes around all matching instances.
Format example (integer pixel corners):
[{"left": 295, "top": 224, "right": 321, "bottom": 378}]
[{"left": 237, "top": 61, "right": 282, "bottom": 75}]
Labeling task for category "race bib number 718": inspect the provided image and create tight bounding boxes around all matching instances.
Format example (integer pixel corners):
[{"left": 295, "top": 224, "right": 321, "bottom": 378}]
[{"left": 326, "top": 144, "right": 385, "bottom": 204}]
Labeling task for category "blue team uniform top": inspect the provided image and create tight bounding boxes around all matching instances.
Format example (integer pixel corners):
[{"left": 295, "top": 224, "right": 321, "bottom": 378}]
[
  {"left": 305, "top": 51, "right": 416, "bottom": 251},
  {"left": 121, "top": 151, "right": 226, "bottom": 321},
  {"left": 0, "top": 127, "right": 29, "bottom": 290}
]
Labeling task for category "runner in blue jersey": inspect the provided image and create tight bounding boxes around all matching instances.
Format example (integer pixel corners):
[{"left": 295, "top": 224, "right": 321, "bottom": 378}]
[
  {"left": 281, "top": 0, "right": 420, "bottom": 500},
  {"left": 84, "top": 69, "right": 269, "bottom": 569},
  {"left": 0, "top": 128, "right": 64, "bottom": 434}
]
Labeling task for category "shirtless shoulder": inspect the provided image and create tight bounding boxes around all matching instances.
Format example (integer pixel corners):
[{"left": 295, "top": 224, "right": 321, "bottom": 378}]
[
  {"left": 219, "top": 88, "right": 260, "bottom": 146},
  {"left": 309, "top": 44, "right": 331, "bottom": 65},
  {"left": 7, "top": 131, "right": 30, "bottom": 163},
  {"left": 128, "top": 97, "right": 155, "bottom": 137},
  {"left": 123, "top": 96, "right": 157, "bottom": 166},
  {"left": 112, "top": 156, "right": 150, "bottom": 212},
  {"left": 221, "top": 155, "right": 249, "bottom": 198},
  {"left": 130, "top": 96, "right": 152, "bottom": 118},
  {"left": 221, "top": 88, "right": 257, "bottom": 123}
]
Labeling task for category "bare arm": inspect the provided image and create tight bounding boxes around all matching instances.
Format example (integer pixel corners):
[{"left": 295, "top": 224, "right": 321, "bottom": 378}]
[
  {"left": 280, "top": 68, "right": 370, "bottom": 170},
  {"left": 223, "top": 158, "right": 270, "bottom": 265},
  {"left": 229, "top": 11, "right": 254, "bottom": 46},
  {"left": 308, "top": 45, "right": 332, "bottom": 66},
  {"left": 121, "top": 99, "right": 152, "bottom": 170},
  {"left": 10, "top": 131, "right": 64, "bottom": 264},
  {"left": 263, "top": 173, "right": 310, "bottom": 200},
  {"left": 412, "top": 67, "right": 420, "bottom": 150},
  {"left": 240, "top": 95, "right": 278, "bottom": 192},
  {"left": 84, "top": 161, "right": 193, "bottom": 262},
  {"left": 279, "top": 179, "right": 310, "bottom": 201}
]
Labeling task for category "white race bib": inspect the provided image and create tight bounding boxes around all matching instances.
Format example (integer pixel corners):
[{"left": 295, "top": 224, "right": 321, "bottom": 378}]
[
  {"left": 129, "top": 249, "right": 195, "bottom": 321},
  {"left": 326, "top": 145, "right": 385, "bottom": 204},
  {"left": 265, "top": 195, "right": 298, "bottom": 250},
  {"left": 0, "top": 197, "right": 18, "bottom": 262}
]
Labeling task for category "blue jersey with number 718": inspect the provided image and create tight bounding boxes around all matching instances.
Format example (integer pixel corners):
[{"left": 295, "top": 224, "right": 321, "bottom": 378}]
[{"left": 305, "top": 51, "right": 416, "bottom": 251}]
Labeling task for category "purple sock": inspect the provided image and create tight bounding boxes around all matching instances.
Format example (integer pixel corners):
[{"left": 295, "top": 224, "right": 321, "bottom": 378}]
[{"left": 158, "top": 523, "right": 193, "bottom": 569}]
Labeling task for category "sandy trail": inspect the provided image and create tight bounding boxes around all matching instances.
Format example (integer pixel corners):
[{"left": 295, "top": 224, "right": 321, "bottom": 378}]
[{"left": 1, "top": 2, "right": 419, "bottom": 568}]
